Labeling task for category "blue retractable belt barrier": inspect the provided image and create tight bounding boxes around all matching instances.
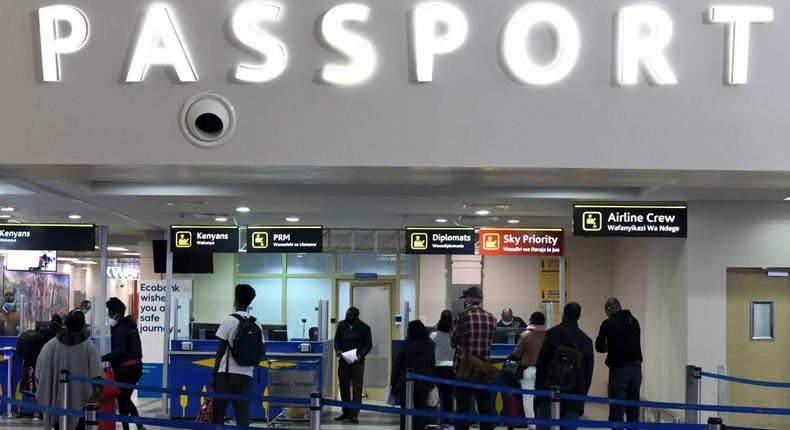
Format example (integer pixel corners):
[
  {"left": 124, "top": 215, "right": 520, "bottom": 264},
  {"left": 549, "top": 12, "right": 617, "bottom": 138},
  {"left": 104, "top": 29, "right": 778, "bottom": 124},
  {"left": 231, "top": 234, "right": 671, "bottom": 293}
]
[
  {"left": 407, "top": 373, "right": 790, "bottom": 416},
  {"left": 324, "top": 398, "right": 705, "bottom": 429},
  {"left": 67, "top": 374, "right": 310, "bottom": 405},
  {"left": 700, "top": 371, "right": 790, "bottom": 389},
  {"left": 0, "top": 394, "right": 273, "bottom": 430}
]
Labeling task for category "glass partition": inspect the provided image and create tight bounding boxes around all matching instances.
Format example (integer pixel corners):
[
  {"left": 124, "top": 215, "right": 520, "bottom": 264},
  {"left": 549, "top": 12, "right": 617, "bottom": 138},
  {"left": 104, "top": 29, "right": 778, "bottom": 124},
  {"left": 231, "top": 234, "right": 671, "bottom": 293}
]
[
  {"left": 337, "top": 253, "right": 397, "bottom": 275},
  {"left": 286, "top": 278, "right": 332, "bottom": 339},
  {"left": 238, "top": 254, "right": 283, "bottom": 274},
  {"left": 239, "top": 277, "right": 283, "bottom": 325},
  {"left": 287, "top": 253, "right": 332, "bottom": 275}
]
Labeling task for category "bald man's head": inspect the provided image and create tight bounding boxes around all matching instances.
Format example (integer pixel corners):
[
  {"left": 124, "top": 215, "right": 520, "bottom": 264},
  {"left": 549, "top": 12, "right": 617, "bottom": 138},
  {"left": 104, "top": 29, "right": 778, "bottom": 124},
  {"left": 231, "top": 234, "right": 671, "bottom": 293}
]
[
  {"left": 501, "top": 307, "right": 513, "bottom": 322},
  {"left": 605, "top": 298, "right": 622, "bottom": 317}
]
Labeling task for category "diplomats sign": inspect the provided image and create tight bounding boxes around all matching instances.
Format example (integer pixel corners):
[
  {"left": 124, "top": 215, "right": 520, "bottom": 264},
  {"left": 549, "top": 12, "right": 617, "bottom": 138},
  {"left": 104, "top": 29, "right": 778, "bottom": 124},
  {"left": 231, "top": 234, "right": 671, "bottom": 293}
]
[
  {"left": 573, "top": 203, "right": 687, "bottom": 238},
  {"left": 0, "top": 224, "right": 95, "bottom": 251},
  {"left": 405, "top": 227, "right": 475, "bottom": 254},
  {"left": 170, "top": 225, "right": 239, "bottom": 253},
  {"left": 478, "top": 228, "right": 564, "bottom": 256},
  {"left": 246, "top": 226, "right": 323, "bottom": 253}
]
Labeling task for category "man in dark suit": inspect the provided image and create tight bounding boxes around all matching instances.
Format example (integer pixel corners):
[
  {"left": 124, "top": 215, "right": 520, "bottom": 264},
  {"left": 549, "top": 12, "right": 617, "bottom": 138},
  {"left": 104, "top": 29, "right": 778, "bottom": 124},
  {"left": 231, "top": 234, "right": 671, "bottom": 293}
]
[
  {"left": 333, "top": 307, "right": 372, "bottom": 424},
  {"left": 535, "top": 302, "right": 594, "bottom": 430}
]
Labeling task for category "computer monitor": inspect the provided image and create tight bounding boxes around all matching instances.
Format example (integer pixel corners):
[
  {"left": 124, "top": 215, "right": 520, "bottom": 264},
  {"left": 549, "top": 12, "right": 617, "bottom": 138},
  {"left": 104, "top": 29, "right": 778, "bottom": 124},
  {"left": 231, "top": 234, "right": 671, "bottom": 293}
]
[
  {"left": 261, "top": 324, "right": 288, "bottom": 341},
  {"left": 271, "top": 330, "right": 288, "bottom": 341},
  {"left": 493, "top": 327, "right": 525, "bottom": 344},
  {"left": 191, "top": 323, "right": 220, "bottom": 340}
]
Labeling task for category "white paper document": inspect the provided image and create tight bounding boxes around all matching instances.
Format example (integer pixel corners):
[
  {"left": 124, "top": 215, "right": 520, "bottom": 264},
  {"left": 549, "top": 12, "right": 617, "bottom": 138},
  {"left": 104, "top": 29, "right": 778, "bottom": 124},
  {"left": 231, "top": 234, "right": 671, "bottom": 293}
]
[{"left": 342, "top": 349, "right": 358, "bottom": 364}]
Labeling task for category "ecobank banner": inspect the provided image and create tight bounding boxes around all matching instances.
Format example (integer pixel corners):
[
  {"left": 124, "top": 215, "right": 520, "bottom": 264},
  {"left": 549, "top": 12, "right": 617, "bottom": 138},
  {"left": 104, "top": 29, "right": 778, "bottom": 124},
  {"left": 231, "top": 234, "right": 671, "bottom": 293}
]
[{"left": 137, "top": 280, "right": 192, "bottom": 397}]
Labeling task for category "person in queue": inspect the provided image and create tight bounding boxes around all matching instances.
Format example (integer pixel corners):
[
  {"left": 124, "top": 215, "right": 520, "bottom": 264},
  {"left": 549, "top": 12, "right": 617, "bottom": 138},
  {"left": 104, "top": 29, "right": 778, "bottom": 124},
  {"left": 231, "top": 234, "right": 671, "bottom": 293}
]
[
  {"left": 451, "top": 286, "right": 497, "bottom": 430},
  {"left": 333, "top": 306, "right": 372, "bottom": 424},
  {"left": 36, "top": 310, "right": 103, "bottom": 430},
  {"left": 102, "top": 298, "right": 145, "bottom": 430},
  {"left": 595, "top": 298, "right": 643, "bottom": 427},
  {"left": 211, "top": 284, "right": 264, "bottom": 427},
  {"left": 430, "top": 310, "right": 456, "bottom": 421},
  {"left": 535, "top": 302, "right": 594, "bottom": 430},
  {"left": 498, "top": 307, "right": 527, "bottom": 329},
  {"left": 391, "top": 320, "right": 436, "bottom": 430},
  {"left": 17, "top": 314, "right": 62, "bottom": 421},
  {"left": 0, "top": 292, "right": 20, "bottom": 336},
  {"left": 510, "top": 311, "right": 547, "bottom": 428}
]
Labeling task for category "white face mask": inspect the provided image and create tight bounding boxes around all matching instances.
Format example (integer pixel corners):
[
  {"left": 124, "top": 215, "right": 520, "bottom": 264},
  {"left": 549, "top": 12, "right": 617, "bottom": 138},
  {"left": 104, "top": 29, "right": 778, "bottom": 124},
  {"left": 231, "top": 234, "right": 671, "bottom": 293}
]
[{"left": 109, "top": 316, "right": 118, "bottom": 327}]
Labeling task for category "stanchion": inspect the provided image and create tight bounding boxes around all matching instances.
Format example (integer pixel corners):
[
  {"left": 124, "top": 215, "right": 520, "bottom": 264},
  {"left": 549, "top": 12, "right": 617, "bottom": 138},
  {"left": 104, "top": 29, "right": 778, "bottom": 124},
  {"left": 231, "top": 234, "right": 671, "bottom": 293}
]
[
  {"left": 310, "top": 392, "right": 322, "bottom": 430},
  {"left": 685, "top": 365, "right": 702, "bottom": 424},
  {"left": 59, "top": 370, "right": 70, "bottom": 430},
  {"left": 405, "top": 372, "right": 415, "bottom": 430},
  {"left": 3, "top": 347, "right": 13, "bottom": 418},
  {"left": 84, "top": 403, "right": 98, "bottom": 430},
  {"left": 550, "top": 386, "right": 560, "bottom": 430},
  {"left": 707, "top": 416, "right": 723, "bottom": 430}
]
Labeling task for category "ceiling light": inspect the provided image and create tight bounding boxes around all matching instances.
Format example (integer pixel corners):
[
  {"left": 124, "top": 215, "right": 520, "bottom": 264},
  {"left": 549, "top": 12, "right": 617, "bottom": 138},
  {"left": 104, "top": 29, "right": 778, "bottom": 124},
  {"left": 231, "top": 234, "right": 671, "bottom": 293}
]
[
  {"left": 74, "top": 260, "right": 97, "bottom": 265},
  {"left": 434, "top": 218, "right": 449, "bottom": 223},
  {"left": 236, "top": 206, "right": 251, "bottom": 213},
  {"left": 475, "top": 210, "right": 491, "bottom": 216},
  {"left": 107, "top": 246, "right": 128, "bottom": 252},
  {"left": 121, "top": 252, "right": 141, "bottom": 256},
  {"left": 57, "top": 257, "right": 78, "bottom": 263},
  {"left": 285, "top": 217, "right": 300, "bottom": 223},
  {"left": 785, "top": 197, "right": 790, "bottom": 201},
  {"left": 68, "top": 214, "right": 82, "bottom": 220},
  {"left": 0, "top": 207, "right": 14, "bottom": 212},
  {"left": 7, "top": 219, "right": 19, "bottom": 224},
  {"left": 507, "top": 219, "right": 521, "bottom": 224},
  {"left": 0, "top": 215, "right": 10, "bottom": 219},
  {"left": 214, "top": 216, "right": 229, "bottom": 222}
]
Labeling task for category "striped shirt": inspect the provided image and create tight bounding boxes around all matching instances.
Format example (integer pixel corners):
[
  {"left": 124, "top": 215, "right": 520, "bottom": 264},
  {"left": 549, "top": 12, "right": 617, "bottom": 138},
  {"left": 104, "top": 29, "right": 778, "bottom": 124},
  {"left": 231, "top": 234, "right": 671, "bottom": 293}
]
[{"left": 450, "top": 305, "right": 497, "bottom": 371}]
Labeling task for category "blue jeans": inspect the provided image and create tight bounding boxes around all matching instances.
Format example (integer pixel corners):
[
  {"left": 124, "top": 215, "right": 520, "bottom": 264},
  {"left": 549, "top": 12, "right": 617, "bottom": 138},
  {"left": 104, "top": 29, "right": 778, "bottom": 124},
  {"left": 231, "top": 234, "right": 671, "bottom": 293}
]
[{"left": 608, "top": 362, "right": 642, "bottom": 427}]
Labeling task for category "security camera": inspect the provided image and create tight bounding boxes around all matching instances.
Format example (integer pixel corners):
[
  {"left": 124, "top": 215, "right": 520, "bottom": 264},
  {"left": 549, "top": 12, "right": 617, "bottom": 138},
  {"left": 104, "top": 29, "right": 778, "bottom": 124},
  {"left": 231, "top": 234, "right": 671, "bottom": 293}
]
[{"left": 179, "top": 93, "right": 236, "bottom": 148}]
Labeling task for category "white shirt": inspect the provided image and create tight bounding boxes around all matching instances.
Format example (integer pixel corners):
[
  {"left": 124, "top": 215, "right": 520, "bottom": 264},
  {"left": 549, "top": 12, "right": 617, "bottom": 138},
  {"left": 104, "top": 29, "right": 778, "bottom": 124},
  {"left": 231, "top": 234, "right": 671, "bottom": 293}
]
[
  {"left": 430, "top": 330, "right": 455, "bottom": 367},
  {"left": 215, "top": 311, "right": 264, "bottom": 377}
]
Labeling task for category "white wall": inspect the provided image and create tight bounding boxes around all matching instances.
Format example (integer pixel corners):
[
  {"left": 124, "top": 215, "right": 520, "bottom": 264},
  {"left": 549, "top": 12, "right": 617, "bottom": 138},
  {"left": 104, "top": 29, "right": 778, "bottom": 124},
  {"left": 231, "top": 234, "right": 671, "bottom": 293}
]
[
  {"left": 482, "top": 255, "right": 542, "bottom": 322},
  {"left": 417, "top": 255, "right": 449, "bottom": 323},
  {"left": 687, "top": 202, "right": 790, "bottom": 407}
]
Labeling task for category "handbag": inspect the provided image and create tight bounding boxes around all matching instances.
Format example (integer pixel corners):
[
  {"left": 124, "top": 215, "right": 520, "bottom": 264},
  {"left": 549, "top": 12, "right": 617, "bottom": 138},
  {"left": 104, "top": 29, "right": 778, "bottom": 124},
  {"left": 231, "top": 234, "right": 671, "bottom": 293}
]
[
  {"left": 426, "top": 386, "right": 440, "bottom": 408},
  {"left": 456, "top": 354, "right": 499, "bottom": 384},
  {"left": 196, "top": 397, "right": 214, "bottom": 424},
  {"left": 501, "top": 359, "right": 524, "bottom": 387}
]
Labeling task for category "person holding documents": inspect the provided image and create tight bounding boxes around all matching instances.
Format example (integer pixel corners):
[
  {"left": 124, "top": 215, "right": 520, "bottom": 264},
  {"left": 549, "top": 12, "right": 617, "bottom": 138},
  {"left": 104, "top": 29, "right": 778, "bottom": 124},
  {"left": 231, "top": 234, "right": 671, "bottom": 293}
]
[{"left": 334, "top": 307, "right": 372, "bottom": 423}]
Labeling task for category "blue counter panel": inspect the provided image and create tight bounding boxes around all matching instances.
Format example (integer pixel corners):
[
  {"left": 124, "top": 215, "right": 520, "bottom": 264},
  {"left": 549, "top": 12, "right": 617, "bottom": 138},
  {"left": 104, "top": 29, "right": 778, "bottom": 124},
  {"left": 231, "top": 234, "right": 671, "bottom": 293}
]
[{"left": 168, "top": 340, "right": 328, "bottom": 420}]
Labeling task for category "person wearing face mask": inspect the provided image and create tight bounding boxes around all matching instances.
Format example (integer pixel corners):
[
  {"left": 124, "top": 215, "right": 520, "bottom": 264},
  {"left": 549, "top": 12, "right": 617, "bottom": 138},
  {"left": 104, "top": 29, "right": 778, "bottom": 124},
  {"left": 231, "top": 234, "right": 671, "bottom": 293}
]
[
  {"left": 0, "top": 292, "right": 20, "bottom": 336},
  {"left": 333, "top": 307, "right": 372, "bottom": 424},
  {"left": 497, "top": 307, "right": 527, "bottom": 329},
  {"left": 101, "top": 298, "right": 144, "bottom": 430}
]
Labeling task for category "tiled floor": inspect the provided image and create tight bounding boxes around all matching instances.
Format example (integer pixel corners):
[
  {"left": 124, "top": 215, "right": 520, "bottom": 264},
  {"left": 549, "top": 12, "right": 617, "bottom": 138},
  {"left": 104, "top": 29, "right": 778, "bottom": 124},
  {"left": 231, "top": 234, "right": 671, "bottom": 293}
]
[{"left": 0, "top": 399, "right": 610, "bottom": 430}]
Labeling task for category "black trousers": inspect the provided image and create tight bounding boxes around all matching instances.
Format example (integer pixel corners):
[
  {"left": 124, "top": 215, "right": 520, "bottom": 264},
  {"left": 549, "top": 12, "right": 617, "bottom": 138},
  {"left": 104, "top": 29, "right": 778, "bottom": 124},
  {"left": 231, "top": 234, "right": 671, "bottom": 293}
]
[
  {"left": 399, "top": 390, "right": 431, "bottom": 430},
  {"left": 213, "top": 373, "right": 253, "bottom": 427},
  {"left": 114, "top": 363, "right": 143, "bottom": 430},
  {"left": 454, "top": 386, "right": 494, "bottom": 430},
  {"left": 434, "top": 366, "right": 455, "bottom": 420},
  {"left": 338, "top": 360, "right": 365, "bottom": 416}
]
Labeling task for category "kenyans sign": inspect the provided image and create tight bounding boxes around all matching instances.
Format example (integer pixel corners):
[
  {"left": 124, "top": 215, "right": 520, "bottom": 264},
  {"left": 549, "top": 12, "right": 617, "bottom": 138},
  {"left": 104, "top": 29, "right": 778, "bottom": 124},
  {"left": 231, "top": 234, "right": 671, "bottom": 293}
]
[
  {"left": 573, "top": 203, "right": 687, "bottom": 238},
  {"left": 170, "top": 225, "right": 239, "bottom": 253},
  {"left": 246, "top": 226, "right": 323, "bottom": 253},
  {"left": 0, "top": 224, "right": 95, "bottom": 251},
  {"left": 478, "top": 228, "right": 564, "bottom": 256},
  {"left": 405, "top": 227, "right": 475, "bottom": 254}
]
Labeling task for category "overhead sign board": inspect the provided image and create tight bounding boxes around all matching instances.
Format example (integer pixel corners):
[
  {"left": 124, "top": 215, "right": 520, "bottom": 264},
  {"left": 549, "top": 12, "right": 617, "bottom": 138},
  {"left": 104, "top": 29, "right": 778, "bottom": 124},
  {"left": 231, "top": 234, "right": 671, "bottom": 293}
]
[
  {"left": 573, "top": 203, "right": 687, "bottom": 238},
  {"left": 170, "top": 226, "right": 240, "bottom": 253},
  {"left": 405, "top": 227, "right": 476, "bottom": 255},
  {"left": 478, "top": 228, "right": 564, "bottom": 256},
  {"left": 246, "top": 226, "right": 323, "bottom": 253},
  {"left": 0, "top": 224, "right": 95, "bottom": 251}
]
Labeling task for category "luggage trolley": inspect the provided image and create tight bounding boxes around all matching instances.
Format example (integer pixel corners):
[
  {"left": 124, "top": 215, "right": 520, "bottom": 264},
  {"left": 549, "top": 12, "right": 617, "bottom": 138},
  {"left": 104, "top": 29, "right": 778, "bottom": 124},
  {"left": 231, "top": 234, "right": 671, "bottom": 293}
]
[{"left": 266, "top": 358, "right": 320, "bottom": 426}]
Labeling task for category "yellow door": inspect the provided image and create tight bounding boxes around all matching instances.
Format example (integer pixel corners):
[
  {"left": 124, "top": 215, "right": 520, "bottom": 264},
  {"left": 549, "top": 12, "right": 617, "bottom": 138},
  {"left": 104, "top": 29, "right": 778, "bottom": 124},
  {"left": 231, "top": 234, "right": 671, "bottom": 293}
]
[{"left": 726, "top": 270, "right": 790, "bottom": 429}]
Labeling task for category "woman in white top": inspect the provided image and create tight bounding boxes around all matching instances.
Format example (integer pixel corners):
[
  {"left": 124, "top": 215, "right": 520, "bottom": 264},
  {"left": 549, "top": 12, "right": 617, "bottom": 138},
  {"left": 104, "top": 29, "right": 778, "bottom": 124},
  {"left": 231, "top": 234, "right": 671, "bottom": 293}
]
[{"left": 429, "top": 310, "right": 455, "bottom": 419}]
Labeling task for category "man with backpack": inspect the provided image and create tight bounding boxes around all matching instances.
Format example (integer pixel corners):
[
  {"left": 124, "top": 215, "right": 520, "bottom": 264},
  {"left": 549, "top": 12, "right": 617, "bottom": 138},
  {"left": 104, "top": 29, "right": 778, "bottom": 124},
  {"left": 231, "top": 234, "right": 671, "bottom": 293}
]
[
  {"left": 211, "top": 284, "right": 265, "bottom": 427},
  {"left": 535, "top": 302, "right": 594, "bottom": 430}
]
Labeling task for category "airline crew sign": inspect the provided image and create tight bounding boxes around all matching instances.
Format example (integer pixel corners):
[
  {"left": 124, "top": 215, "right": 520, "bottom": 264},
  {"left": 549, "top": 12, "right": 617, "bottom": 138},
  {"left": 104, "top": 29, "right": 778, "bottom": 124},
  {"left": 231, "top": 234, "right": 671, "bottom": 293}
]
[
  {"left": 478, "top": 228, "right": 564, "bottom": 256},
  {"left": 573, "top": 203, "right": 687, "bottom": 238}
]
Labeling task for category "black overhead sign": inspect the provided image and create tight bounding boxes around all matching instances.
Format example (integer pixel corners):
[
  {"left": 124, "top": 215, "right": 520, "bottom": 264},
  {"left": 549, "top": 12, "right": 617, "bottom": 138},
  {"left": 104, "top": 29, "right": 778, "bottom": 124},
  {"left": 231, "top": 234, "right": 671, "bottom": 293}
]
[
  {"left": 0, "top": 224, "right": 95, "bottom": 251},
  {"left": 573, "top": 203, "right": 687, "bottom": 238},
  {"left": 405, "top": 227, "right": 476, "bottom": 254},
  {"left": 246, "top": 226, "right": 323, "bottom": 253},
  {"left": 170, "top": 226, "right": 240, "bottom": 253}
]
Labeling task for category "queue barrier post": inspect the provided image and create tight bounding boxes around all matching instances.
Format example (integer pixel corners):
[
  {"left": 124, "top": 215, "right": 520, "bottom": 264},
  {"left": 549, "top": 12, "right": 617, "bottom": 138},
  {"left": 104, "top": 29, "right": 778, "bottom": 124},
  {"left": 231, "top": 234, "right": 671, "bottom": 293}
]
[
  {"left": 310, "top": 391, "right": 322, "bottom": 430},
  {"left": 405, "top": 371, "right": 415, "bottom": 430},
  {"left": 550, "top": 386, "right": 561, "bottom": 430},
  {"left": 3, "top": 347, "right": 13, "bottom": 418},
  {"left": 685, "top": 365, "right": 702, "bottom": 424},
  {"left": 707, "top": 416, "right": 723, "bottom": 430},
  {"left": 84, "top": 403, "right": 98, "bottom": 430},
  {"left": 59, "top": 369, "right": 70, "bottom": 430}
]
